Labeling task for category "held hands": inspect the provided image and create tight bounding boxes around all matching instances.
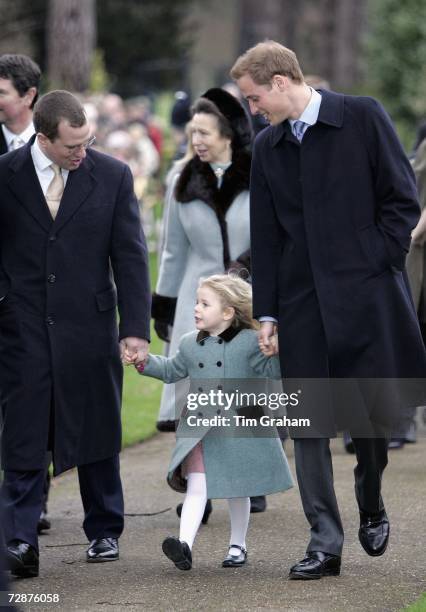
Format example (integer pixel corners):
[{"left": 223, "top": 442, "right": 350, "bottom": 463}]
[
  {"left": 258, "top": 321, "right": 279, "bottom": 356},
  {"left": 120, "top": 337, "right": 149, "bottom": 366}
]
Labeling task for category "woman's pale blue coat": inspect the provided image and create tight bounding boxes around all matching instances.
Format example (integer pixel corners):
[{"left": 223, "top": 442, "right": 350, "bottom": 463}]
[{"left": 142, "top": 326, "right": 294, "bottom": 499}]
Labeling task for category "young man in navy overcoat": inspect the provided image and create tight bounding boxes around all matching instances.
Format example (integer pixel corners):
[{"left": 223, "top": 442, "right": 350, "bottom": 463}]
[{"left": 232, "top": 41, "right": 426, "bottom": 579}]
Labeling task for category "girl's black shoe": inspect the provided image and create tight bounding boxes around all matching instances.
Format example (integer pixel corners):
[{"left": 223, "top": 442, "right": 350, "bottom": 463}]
[
  {"left": 222, "top": 544, "right": 247, "bottom": 567},
  {"left": 162, "top": 536, "right": 192, "bottom": 570}
]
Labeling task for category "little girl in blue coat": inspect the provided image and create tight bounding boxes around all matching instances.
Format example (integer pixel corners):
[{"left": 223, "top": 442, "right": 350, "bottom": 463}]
[{"left": 134, "top": 274, "right": 293, "bottom": 570}]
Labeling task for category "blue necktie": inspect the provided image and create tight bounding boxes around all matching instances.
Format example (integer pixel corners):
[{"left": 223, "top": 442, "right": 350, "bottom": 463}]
[{"left": 292, "top": 120, "right": 306, "bottom": 142}]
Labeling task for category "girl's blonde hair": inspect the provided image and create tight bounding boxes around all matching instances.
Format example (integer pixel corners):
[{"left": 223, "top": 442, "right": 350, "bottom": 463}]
[{"left": 199, "top": 274, "right": 259, "bottom": 330}]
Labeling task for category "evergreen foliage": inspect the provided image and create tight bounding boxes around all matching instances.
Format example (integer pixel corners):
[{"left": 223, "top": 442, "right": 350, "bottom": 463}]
[{"left": 366, "top": 0, "right": 426, "bottom": 130}]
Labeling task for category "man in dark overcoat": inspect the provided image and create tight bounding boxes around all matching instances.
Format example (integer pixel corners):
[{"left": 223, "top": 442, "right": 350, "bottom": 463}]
[
  {"left": 0, "top": 90, "right": 151, "bottom": 578},
  {"left": 0, "top": 53, "right": 56, "bottom": 536},
  {"left": 231, "top": 41, "right": 426, "bottom": 579}
]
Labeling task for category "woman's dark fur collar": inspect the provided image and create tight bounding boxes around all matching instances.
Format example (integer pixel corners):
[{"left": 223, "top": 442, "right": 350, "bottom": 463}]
[{"left": 174, "top": 150, "right": 251, "bottom": 215}]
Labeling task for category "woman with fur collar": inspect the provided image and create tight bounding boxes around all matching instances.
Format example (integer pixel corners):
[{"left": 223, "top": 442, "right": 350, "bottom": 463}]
[{"left": 152, "top": 88, "right": 252, "bottom": 432}]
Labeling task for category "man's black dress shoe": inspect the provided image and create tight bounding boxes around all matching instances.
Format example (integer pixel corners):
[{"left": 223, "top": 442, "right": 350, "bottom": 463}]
[
  {"left": 289, "top": 551, "right": 341, "bottom": 580},
  {"left": 86, "top": 537, "right": 119, "bottom": 562},
  {"left": 37, "top": 511, "right": 51, "bottom": 534},
  {"left": 7, "top": 541, "right": 39, "bottom": 578},
  {"left": 176, "top": 498, "right": 212, "bottom": 524},
  {"left": 162, "top": 536, "right": 192, "bottom": 570},
  {"left": 250, "top": 496, "right": 266, "bottom": 513},
  {"left": 359, "top": 509, "right": 389, "bottom": 556},
  {"left": 222, "top": 544, "right": 247, "bottom": 568}
]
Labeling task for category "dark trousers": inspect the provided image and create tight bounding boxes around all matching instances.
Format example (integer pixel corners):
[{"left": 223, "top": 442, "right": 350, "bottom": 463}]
[
  {"left": 294, "top": 437, "right": 388, "bottom": 557},
  {"left": 1, "top": 455, "right": 124, "bottom": 552}
]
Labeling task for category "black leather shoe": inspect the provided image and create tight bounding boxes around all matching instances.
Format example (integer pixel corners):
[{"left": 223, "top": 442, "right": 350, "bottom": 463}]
[
  {"left": 222, "top": 544, "right": 247, "bottom": 567},
  {"left": 250, "top": 496, "right": 266, "bottom": 513},
  {"left": 37, "top": 511, "right": 51, "bottom": 534},
  {"left": 86, "top": 537, "right": 119, "bottom": 562},
  {"left": 289, "top": 551, "right": 341, "bottom": 580},
  {"left": 7, "top": 541, "right": 39, "bottom": 578},
  {"left": 176, "top": 499, "right": 213, "bottom": 524},
  {"left": 162, "top": 536, "right": 192, "bottom": 570},
  {"left": 359, "top": 509, "right": 389, "bottom": 556}
]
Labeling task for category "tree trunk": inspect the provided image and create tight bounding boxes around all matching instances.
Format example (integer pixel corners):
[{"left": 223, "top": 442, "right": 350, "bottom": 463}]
[
  {"left": 47, "top": 0, "right": 96, "bottom": 92},
  {"left": 239, "top": 0, "right": 283, "bottom": 51}
]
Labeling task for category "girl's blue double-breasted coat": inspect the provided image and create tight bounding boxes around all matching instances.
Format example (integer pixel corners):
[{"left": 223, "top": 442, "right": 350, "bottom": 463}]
[{"left": 142, "top": 326, "right": 294, "bottom": 499}]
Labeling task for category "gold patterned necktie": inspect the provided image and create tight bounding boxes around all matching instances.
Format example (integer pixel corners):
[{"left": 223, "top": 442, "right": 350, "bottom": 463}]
[
  {"left": 45, "top": 163, "right": 64, "bottom": 219},
  {"left": 10, "top": 137, "right": 25, "bottom": 150}
]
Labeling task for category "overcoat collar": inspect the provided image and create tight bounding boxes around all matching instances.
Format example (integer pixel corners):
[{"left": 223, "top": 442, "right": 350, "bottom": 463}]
[
  {"left": 7, "top": 135, "right": 97, "bottom": 233},
  {"left": 174, "top": 150, "right": 251, "bottom": 216},
  {"left": 196, "top": 326, "right": 243, "bottom": 343},
  {"left": 271, "top": 89, "right": 345, "bottom": 148}
]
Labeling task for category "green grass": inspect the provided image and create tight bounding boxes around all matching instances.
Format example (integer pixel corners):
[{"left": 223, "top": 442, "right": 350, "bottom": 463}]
[
  {"left": 121, "top": 252, "right": 163, "bottom": 447},
  {"left": 404, "top": 594, "right": 426, "bottom": 612}
]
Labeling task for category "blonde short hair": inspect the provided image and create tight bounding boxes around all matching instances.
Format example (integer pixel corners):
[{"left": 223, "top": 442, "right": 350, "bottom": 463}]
[
  {"left": 230, "top": 40, "right": 304, "bottom": 86},
  {"left": 199, "top": 274, "right": 259, "bottom": 330}
]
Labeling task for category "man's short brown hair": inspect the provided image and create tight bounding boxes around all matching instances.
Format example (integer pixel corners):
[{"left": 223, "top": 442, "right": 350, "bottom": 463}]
[
  {"left": 230, "top": 40, "right": 304, "bottom": 86},
  {"left": 33, "top": 90, "right": 86, "bottom": 141}
]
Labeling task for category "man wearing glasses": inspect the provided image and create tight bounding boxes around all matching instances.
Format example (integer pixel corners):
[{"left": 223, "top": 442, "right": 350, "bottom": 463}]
[{"left": 0, "top": 90, "right": 151, "bottom": 578}]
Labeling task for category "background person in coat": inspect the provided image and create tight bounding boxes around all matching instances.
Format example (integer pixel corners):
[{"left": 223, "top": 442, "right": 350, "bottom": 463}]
[
  {"left": 152, "top": 88, "right": 252, "bottom": 431},
  {"left": 0, "top": 90, "right": 151, "bottom": 578},
  {"left": 231, "top": 41, "right": 426, "bottom": 580},
  {"left": 137, "top": 274, "right": 293, "bottom": 571}
]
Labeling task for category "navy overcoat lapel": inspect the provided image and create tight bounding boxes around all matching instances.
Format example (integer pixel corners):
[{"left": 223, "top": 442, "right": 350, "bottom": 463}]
[
  {"left": 53, "top": 155, "right": 97, "bottom": 233},
  {"left": 7, "top": 141, "right": 53, "bottom": 232}
]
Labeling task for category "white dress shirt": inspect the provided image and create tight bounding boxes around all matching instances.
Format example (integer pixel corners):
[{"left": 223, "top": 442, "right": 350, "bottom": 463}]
[
  {"left": 31, "top": 137, "right": 69, "bottom": 195},
  {"left": 288, "top": 87, "right": 322, "bottom": 138},
  {"left": 2, "top": 122, "right": 35, "bottom": 151}
]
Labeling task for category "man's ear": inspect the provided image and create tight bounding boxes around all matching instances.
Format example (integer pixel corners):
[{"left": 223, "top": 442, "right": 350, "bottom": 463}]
[
  {"left": 272, "top": 75, "right": 288, "bottom": 92},
  {"left": 37, "top": 133, "right": 50, "bottom": 148},
  {"left": 24, "top": 87, "right": 37, "bottom": 108}
]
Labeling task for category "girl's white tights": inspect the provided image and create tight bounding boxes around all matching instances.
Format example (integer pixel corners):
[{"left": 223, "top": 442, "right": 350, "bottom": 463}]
[
  {"left": 227, "top": 496, "right": 250, "bottom": 555},
  {"left": 179, "top": 472, "right": 250, "bottom": 555},
  {"left": 179, "top": 472, "right": 207, "bottom": 549}
]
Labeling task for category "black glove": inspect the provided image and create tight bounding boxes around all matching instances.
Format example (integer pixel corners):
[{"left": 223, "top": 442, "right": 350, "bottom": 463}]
[
  {"left": 154, "top": 319, "right": 171, "bottom": 343},
  {"left": 151, "top": 293, "right": 177, "bottom": 342}
]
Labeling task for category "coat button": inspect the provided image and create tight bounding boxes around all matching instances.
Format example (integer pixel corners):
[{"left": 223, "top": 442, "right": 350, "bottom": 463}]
[
  {"left": 47, "top": 274, "right": 56, "bottom": 283},
  {"left": 216, "top": 409, "right": 221, "bottom": 415},
  {"left": 198, "top": 363, "right": 204, "bottom": 368},
  {"left": 216, "top": 361, "right": 222, "bottom": 367},
  {"left": 200, "top": 340, "right": 205, "bottom": 346},
  {"left": 48, "top": 235, "right": 57, "bottom": 242},
  {"left": 217, "top": 385, "right": 223, "bottom": 390},
  {"left": 198, "top": 387, "right": 203, "bottom": 392},
  {"left": 46, "top": 315, "right": 55, "bottom": 325},
  {"left": 197, "top": 412, "right": 203, "bottom": 417},
  {"left": 218, "top": 338, "right": 223, "bottom": 344}
]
